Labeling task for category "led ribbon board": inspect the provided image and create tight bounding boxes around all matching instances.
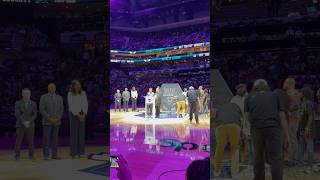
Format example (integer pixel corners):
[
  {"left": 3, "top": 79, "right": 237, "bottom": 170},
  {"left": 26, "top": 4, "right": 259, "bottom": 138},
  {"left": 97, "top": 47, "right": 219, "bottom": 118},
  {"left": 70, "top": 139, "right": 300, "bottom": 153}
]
[{"left": 111, "top": 42, "right": 210, "bottom": 63}]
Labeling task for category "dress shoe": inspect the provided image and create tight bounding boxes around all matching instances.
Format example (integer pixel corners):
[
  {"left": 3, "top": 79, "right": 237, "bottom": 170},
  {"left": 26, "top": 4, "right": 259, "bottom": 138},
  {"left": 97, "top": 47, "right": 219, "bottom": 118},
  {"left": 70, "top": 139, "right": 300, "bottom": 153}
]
[
  {"left": 14, "top": 156, "right": 20, "bottom": 161},
  {"left": 52, "top": 156, "right": 62, "bottom": 160}
]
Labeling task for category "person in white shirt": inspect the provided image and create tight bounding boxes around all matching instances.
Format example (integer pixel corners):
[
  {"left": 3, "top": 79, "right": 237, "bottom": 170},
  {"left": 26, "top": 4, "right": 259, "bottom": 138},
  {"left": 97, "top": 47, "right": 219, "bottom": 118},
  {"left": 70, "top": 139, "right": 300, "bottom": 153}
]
[
  {"left": 131, "top": 86, "right": 138, "bottom": 112},
  {"left": 146, "top": 88, "right": 154, "bottom": 116},
  {"left": 68, "top": 80, "right": 88, "bottom": 158},
  {"left": 183, "top": 88, "right": 189, "bottom": 115}
]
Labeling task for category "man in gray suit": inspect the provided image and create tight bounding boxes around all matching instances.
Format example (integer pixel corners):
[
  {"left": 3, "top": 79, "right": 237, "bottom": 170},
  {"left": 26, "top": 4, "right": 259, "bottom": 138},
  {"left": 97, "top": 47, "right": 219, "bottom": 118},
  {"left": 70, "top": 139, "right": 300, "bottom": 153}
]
[
  {"left": 39, "top": 83, "right": 64, "bottom": 160},
  {"left": 122, "top": 88, "right": 130, "bottom": 112},
  {"left": 14, "top": 88, "right": 37, "bottom": 160}
]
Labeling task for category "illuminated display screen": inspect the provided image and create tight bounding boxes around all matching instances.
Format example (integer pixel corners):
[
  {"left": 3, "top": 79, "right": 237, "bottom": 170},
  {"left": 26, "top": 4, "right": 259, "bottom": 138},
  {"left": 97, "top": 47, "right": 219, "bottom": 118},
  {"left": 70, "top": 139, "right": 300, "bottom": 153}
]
[{"left": 111, "top": 42, "right": 210, "bottom": 63}]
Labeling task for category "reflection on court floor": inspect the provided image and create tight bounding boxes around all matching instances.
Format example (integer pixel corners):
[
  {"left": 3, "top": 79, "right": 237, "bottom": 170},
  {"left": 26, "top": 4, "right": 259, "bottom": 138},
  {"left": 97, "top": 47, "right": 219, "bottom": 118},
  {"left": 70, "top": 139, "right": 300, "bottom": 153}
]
[{"left": 110, "top": 111, "right": 210, "bottom": 180}]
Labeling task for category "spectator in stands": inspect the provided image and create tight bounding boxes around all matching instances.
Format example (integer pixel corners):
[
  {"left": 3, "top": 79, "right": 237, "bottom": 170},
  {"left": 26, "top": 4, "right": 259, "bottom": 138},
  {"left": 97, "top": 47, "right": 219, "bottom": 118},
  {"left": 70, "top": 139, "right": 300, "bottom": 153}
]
[
  {"left": 39, "top": 83, "right": 64, "bottom": 160},
  {"left": 14, "top": 88, "right": 37, "bottom": 160},
  {"left": 68, "top": 80, "right": 88, "bottom": 159}
]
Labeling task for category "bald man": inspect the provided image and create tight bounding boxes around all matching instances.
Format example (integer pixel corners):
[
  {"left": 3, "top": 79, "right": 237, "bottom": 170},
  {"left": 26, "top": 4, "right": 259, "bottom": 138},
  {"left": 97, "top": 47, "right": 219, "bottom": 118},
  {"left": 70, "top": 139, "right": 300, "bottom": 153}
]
[
  {"left": 14, "top": 88, "right": 37, "bottom": 160},
  {"left": 39, "top": 83, "right": 64, "bottom": 160}
]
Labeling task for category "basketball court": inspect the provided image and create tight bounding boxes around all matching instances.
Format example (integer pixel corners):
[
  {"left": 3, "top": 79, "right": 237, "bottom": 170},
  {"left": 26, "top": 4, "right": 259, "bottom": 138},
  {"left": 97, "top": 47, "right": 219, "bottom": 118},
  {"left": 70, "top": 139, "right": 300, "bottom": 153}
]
[
  {"left": 110, "top": 109, "right": 210, "bottom": 180},
  {"left": 0, "top": 144, "right": 108, "bottom": 180}
]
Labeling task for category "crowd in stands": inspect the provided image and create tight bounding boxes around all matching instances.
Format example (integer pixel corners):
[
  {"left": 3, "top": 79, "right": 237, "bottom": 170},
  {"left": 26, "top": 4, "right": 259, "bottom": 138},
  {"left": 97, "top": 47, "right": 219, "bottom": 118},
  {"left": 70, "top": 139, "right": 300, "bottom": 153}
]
[
  {"left": 0, "top": 23, "right": 106, "bottom": 137},
  {"left": 0, "top": 24, "right": 50, "bottom": 49},
  {"left": 213, "top": 15, "right": 320, "bottom": 51},
  {"left": 110, "top": 24, "right": 209, "bottom": 50},
  {"left": 215, "top": 49, "right": 320, "bottom": 94},
  {"left": 214, "top": 0, "right": 320, "bottom": 21}
]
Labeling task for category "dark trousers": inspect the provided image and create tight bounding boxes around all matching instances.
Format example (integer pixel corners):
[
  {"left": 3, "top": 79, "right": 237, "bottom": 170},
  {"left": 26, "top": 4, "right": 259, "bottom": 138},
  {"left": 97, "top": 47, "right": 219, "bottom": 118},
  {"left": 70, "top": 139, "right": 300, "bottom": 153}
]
[
  {"left": 115, "top": 101, "right": 121, "bottom": 111},
  {"left": 252, "top": 127, "right": 283, "bottom": 180},
  {"left": 189, "top": 101, "right": 199, "bottom": 123},
  {"left": 123, "top": 100, "right": 129, "bottom": 112},
  {"left": 132, "top": 98, "right": 137, "bottom": 111},
  {"left": 69, "top": 113, "right": 85, "bottom": 156},
  {"left": 155, "top": 105, "right": 161, "bottom": 118},
  {"left": 147, "top": 104, "right": 153, "bottom": 116},
  {"left": 43, "top": 125, "right": 60, "bottom": 158},
  {"left": 15, "top": 126, "right": 35, "bottom": 157}
]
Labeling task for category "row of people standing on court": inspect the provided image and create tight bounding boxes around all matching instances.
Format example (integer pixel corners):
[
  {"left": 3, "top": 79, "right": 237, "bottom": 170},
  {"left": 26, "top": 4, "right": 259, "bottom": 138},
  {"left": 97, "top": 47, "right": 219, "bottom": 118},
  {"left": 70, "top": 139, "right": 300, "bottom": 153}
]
[
  {"left": 14, "top": 80, "right": 88, "bottom": 160},
  {"left": 113, "top": 86, "right": 209, "bottom": 114},
  {"left": 114, "top": 87, "right": 138, "bottom": 112}
]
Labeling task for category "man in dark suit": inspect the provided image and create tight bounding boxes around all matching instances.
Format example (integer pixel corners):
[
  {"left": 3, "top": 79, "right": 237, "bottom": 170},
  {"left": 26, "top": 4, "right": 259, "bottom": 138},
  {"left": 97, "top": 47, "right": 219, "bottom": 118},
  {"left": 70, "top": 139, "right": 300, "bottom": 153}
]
[
  {"left": 187, "top": 86, "right": 199, "bottom": 124},
  {"left": 14, "top": 88, "right": 37, "bottom": 160},
  {"left": 155, "top": 87, "right": 162, "bottom": 118}
]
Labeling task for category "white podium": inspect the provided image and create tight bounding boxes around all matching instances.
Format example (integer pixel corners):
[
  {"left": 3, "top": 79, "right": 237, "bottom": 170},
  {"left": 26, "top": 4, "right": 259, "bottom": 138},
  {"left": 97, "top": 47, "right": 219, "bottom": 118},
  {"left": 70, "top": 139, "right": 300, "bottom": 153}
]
[{"left": 144, "top": 95, "right": 156, "bottom": 119}]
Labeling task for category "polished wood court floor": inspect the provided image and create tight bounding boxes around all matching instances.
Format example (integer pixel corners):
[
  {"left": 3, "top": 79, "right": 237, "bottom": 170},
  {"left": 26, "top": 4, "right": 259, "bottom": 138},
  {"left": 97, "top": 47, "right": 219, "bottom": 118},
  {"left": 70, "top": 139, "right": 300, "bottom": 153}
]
[
  {"left": 0, "top": 146, "right": 109, "bottom": 180},
  {"left": 110, "top": 110, "right": 210, "bottom": 180}
]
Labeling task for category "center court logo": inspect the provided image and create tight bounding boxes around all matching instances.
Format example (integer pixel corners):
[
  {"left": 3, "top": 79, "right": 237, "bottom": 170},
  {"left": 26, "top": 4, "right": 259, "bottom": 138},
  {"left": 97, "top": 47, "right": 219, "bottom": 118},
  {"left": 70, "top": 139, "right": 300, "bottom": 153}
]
[{"left": 159, "top": 138, "right": 209, "bottom": 152}]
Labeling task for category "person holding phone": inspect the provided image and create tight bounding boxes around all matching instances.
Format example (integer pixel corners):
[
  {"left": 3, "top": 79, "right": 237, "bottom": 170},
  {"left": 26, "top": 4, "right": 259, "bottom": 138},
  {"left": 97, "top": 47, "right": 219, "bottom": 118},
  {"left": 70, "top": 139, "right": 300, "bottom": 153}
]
[
  {"left": 39, "top": 83, "right": 64, "bottom": 160},
  {"left": 68, "top": 80, "right": 88, "bottom": 158},
  {"left": 14, "top": 88, "right": 37, "bottom": 160}
]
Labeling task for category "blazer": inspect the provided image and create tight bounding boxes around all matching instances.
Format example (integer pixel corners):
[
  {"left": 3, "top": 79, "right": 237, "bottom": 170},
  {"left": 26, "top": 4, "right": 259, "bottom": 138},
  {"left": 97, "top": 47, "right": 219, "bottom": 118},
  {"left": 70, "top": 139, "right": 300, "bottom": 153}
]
[
  {"left": 39, "top": 93, "right": 64, "bottom": 126},
  {"left": 14, "top": 100, "right": 37, "bottom": 127}
]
